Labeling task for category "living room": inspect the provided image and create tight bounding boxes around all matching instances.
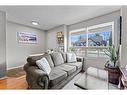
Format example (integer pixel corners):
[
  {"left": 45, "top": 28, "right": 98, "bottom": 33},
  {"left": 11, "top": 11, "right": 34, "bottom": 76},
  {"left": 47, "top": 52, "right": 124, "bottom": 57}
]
[{"left": 0, "top": 5, "right": 127, "bottom": 91}]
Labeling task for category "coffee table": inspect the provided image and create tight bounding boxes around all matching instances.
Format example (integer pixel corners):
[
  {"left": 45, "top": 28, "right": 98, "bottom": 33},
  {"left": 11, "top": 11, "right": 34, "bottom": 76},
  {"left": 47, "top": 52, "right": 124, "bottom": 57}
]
[{"left": 74, "top": 70, "right": 109, "bottom": 89}]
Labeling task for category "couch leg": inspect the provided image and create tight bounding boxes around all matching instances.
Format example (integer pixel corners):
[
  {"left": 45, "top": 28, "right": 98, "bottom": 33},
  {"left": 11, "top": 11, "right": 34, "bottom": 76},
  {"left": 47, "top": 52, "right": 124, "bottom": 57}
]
[
  {"left": 27, "top": 86, "right": 30, "bottom": 89},
  {"left": 81, "top": 70, "right": 85, "bottom": 73}
]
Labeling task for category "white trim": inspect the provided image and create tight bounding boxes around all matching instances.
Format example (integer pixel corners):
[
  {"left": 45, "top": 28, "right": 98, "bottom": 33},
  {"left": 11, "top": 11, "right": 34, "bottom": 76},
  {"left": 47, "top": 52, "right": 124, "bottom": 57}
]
[
  {"left": 73, "top": 46, "right": 109, "bottom": 49},
  {"left": 112, "top": 22, "right": 115, "bottom": 45},
  {"left": 69, "top": 28, "right": 86, "bottom": 47},
  {"left": 69, "top": 28, "right": 86, "bottom": 34},
  {"left": 29, "top": 53, "right": 45, "bottom": 57},
  {"left": 7, "top": 65, "right": 24, "bottom": 70},
  {"left": 86, "top": 28, "right": 88, "bottom": 47},
  {"left": 87, "top": 22, "right": 114, "bottom": 30},
  {"left": 0, "top": 76, "right": 7, "bottom": 80},
  {"left": 68, "top": 34, "right": 71, "bottom": 48},
  {"left": 119, "top": 45, "right": 122, "bottom": 64},
  {"left": 64, "top": 25, "right": 67, "bottom": 52}
]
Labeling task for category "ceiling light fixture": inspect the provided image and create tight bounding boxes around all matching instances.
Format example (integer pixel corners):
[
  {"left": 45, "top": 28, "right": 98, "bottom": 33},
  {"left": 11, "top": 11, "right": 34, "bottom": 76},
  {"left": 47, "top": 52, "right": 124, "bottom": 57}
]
[{"left": 31, "top": 21, "right": 39, "bottom": 25}]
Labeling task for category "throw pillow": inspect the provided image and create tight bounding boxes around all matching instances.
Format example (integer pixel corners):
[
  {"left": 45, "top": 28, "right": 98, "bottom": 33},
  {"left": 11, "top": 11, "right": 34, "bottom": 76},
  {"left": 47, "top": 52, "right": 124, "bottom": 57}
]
[
  {"left": 67, "top": 52, "right": 77, "bottom": 63},
  {"left": 60, "top": 51, "right": 67, "bottom": 62},
  {"left": 36, "top": 57, "right": 51, "bottom": 74},
  {"left": 50, "top": 52, "right": 64, "bottom": 66}
]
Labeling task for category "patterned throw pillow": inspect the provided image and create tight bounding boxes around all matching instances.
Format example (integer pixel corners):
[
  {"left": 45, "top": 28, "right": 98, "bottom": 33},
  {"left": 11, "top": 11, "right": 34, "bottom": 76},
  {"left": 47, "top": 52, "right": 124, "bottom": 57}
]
[{"left": 36, "top": 57, "right": 51, "bottom": 74}]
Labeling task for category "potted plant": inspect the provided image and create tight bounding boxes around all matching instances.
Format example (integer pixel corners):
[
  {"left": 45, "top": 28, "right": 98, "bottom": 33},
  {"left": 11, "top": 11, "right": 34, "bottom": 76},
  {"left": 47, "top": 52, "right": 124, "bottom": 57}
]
[
  {"left": 69, "top": 46, "right": 76, "bottom": 52},
  {"left": 104, "top": 45, "right": 119, "bottom": 68},
  {"left": 104, "top": 45, "right": 120, "bottom": 85}
]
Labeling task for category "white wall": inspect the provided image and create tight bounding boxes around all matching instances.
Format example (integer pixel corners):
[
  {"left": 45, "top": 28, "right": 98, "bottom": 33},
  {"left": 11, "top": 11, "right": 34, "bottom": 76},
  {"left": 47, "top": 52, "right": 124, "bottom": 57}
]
[
  {"left": 6, "top": 21, "right": 46, "bottom": 69},
  {"left": 46, "top": 25, "right": 68, "bottom": 52},
  {"left": 46, "top": 25, "right": 65, "bottom": 50},
  {"left": 0, "top": 11, "right": 6, "bottom": 78},
  {"left": 120, "top": 6, "right": 127, "bottom": 68},
  {"left": 68, "top": 11, "right": 120, "bottom": 31}
]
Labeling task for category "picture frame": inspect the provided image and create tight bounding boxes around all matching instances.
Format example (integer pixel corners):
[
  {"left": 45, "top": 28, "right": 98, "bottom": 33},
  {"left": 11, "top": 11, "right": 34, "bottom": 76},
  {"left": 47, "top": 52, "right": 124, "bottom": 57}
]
[{"left": 17, "top": 32, "right": 37, "bottom": 44}]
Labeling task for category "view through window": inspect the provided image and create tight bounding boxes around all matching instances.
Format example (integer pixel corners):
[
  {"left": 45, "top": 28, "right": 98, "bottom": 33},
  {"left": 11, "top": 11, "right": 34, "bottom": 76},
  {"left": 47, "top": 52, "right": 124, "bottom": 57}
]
[{"left": 69, "top": 22, "right": 114, "bottom": 57}]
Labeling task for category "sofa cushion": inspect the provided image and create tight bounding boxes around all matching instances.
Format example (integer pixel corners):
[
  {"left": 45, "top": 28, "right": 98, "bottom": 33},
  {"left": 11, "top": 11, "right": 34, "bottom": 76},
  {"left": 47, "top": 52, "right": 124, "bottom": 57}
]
[
  {"left": 49, "top": 68, "right": 67, "bottom": 87},
  {"left": 36, "top": 57, "right": 51, "bottom": 74},
  {"left": 44, "top": 54, "right": 55, "bottom": 68},
  {"left": 67, "top": 52, "right": 77, "bottom": 63},
  {"left": 60, "top": 52, "right": 67, "bottom": 62},
  {"left": 27, "top": 53, "right": 54, "bottom": 68},
  {"left": 66, "top": 62, "right": 82, "bottom": 70},
  {"left": 56, "top": 64, "right": 76, "bottom": 76},
  {"left": 50, "top": 52, "right": 64, "bottom": 66}
]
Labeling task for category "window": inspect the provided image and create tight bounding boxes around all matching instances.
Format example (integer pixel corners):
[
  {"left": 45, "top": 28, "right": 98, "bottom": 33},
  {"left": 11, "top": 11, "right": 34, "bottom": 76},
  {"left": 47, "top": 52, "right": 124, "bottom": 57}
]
[
  {"left": 69, "top": 22, "right": 114, "bottom": 57},
  {"left": 70, "top": 30, "right": 87, "bottom": 46},
  {"left": 88, "top": 25, "right": 112, "bottom": 47}
]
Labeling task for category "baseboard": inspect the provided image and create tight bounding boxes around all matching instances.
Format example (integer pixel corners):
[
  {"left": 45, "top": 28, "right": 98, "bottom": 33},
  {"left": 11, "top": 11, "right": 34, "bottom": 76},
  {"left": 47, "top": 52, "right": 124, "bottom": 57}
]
[
  {"left": 7, "top": 65, "right": 24, "bottom": 70},
  {"left": 0, "top": 76, "right": 7, "bottom": 80},
  {"left": 0, "top": 66, "right": 24, "bottom": 80}
]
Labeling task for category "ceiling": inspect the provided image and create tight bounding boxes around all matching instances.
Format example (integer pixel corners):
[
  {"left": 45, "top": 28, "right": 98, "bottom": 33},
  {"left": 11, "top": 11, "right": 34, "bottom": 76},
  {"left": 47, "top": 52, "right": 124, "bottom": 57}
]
[{"left": 0, "top": 6, "right": 121, "bottom": 30}]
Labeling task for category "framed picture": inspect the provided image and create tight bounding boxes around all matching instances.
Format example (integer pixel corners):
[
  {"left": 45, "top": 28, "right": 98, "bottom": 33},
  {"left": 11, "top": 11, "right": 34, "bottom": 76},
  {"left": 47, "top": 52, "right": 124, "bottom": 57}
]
[{"left": 17, "top": 32, "right": 37, "bottom": 44}]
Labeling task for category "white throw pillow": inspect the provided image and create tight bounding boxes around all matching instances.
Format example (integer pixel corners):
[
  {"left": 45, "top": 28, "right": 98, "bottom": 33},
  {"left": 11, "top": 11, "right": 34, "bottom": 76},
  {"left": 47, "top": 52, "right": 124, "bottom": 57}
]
[
  {"left": 36, "top": 57, "right": 51, "bottom": 74},
  {"left": 67, "top": 52, "right": 77, "bottom": 63}
]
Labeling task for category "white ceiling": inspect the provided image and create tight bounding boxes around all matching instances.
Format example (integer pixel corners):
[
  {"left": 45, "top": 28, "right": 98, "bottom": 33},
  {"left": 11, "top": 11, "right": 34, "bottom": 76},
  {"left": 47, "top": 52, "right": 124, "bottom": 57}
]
[{"left": 0, "top": 6, "right": 121, "bottom": 30}]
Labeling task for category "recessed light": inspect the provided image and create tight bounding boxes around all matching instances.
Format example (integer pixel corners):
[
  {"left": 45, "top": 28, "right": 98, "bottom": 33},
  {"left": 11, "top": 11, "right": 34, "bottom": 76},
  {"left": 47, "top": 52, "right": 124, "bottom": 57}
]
[{"left": 31, "top": 21, "right": 39, "bottom": 25}]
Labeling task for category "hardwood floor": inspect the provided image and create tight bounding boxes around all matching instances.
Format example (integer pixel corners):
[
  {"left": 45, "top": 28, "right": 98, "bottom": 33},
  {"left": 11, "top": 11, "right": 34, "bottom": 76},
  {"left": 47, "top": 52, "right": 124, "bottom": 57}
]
[
  {"left": 0, "top": 75, "right": 27, "bottom": 89},
  {"left": 0, "top": 73, "right": 118, "bottom": 90}
]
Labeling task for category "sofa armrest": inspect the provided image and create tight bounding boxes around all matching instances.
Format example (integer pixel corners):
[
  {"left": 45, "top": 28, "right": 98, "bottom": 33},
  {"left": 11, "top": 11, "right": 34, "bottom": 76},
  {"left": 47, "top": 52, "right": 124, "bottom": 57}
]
[
  {"left": 76, "top": 57, "right": 86, "bottom": 71},
  {"left": 76, "top": 57, "right": 84, "bottom": 62},
  {"left": 24, "top": 64, "right": 49, "bottom": 89}
]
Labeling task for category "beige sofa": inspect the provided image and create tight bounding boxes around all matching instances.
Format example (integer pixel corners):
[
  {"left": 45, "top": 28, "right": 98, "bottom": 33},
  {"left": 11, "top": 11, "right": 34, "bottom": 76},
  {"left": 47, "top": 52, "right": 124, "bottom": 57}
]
[{"left": 24, "top": 52, "right": 85, "bottom": 89}]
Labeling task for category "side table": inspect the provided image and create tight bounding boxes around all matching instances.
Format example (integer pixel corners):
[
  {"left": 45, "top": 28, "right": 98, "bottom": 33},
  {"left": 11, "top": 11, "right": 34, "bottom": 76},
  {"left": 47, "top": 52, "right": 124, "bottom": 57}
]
[{"left": 119, "top": 68, "right": 127, "bottom": 89}]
